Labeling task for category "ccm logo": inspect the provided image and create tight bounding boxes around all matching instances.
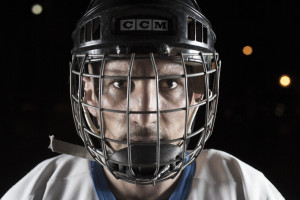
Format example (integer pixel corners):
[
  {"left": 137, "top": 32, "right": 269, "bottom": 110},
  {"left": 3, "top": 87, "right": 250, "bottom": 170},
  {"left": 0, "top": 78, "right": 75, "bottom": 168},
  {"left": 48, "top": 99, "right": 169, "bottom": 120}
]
[{"left": 120, "top": 19, "right": 168, "bottom": 31}]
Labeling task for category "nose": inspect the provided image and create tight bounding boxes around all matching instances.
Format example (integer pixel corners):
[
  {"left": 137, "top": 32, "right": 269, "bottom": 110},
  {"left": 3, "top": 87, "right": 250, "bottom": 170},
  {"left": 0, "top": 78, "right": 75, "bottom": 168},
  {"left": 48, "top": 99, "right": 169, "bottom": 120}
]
[{"left": 129, "top": 80, "right": 158, "bottom": 127}]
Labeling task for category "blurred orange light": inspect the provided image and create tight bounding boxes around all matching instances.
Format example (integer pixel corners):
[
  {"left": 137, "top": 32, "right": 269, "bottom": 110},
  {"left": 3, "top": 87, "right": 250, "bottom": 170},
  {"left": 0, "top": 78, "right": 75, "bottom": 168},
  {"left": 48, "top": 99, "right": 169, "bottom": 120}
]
[
  {"left": 279, "top": 75, "right": 291, "bottom": 87},
  {"left": 243, "top": 46, "right": 253, "bottom": 56}
]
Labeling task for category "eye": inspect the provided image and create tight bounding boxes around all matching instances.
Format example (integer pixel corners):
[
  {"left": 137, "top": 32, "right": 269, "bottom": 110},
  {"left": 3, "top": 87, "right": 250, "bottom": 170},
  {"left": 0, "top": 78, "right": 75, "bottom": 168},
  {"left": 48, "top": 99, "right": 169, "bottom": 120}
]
[
  {"left": 111, "top": 80, "right": 135, "bottom": 90},
  {"left": 159, "top": 80, "right": 179, "bottom": 89},
  {"left": 112, "top": 80, "right": 127, "bottom": 89}
]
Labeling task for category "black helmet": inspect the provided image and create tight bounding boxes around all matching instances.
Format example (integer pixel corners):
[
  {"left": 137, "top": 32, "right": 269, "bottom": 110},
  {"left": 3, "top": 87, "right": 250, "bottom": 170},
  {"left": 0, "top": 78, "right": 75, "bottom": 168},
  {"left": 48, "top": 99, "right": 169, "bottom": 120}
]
[
  {"left": 70, "top": 0, "right": 221, "bottom": 185},
  {"left": 71, "top": 0, "right": 216, "bottom": 55}
]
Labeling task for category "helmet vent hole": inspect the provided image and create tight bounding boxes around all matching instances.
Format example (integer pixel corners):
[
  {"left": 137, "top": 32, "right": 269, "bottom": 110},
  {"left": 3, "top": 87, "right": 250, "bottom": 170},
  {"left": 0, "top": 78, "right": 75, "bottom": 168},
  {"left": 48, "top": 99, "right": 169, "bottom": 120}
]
[
  {"left": 196, "top": 21, "right": 202, "bottom": 42},
  {"left": 86, "top": 21, "right": 92, "bottom": 41},
  {"left": 187, "top": 17, "right": 195, "bottom": 40},
  {"left": 92, "top": 17, "right": 101, "bottom": 40},
  {"left": 79, "top": 17, "right": 101, "bottom": 44},
  {"left": 203, "top": 26, "right": 208, "bottom": 44}
]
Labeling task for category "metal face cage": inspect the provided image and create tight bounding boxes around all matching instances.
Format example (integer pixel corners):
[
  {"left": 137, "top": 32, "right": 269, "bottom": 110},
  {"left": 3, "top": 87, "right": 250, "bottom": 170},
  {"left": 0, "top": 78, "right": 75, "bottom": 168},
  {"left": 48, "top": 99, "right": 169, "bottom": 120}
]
[{"left": 70, "top": 52, "right": 221, "bottom": 185}]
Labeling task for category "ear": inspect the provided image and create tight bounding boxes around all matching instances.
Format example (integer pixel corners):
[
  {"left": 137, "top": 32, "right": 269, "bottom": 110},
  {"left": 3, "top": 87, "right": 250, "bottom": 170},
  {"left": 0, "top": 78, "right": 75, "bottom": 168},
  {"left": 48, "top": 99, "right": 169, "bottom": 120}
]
[
  {"left": 187, "top": 92, "right": 201, "bottom": 134},
  {"left": 189, "top": 93, "right": 202, "bottom": 107},
  {"left": 82, "top": 76, "right": 98, "bottom": 117},
  {"left": 193, "top": 93, "right": 202, "bottom": 102}
]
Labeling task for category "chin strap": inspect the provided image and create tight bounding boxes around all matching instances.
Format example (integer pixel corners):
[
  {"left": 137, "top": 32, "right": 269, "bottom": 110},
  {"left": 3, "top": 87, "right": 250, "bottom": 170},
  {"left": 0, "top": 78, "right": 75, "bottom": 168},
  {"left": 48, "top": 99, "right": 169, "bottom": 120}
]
[{"left": 48, "top": 135, "right": 94, "bottom": 160}]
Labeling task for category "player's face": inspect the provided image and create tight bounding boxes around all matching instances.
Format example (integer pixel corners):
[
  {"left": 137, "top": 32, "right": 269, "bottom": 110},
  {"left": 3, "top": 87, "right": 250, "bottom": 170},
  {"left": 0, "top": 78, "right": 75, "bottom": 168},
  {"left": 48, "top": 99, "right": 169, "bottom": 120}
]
[{"left": 84, "top": 59, "right": 202, "bottom": 151}]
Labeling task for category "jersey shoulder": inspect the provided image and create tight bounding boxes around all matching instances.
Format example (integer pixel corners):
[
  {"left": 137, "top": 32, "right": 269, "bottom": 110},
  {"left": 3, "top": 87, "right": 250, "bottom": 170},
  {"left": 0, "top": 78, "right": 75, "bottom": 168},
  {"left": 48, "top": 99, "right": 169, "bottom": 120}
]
[
  {"left": 187, "top": 149, "right": 285, "bottom": 200},
  {"left": 1, "top": 154, "right": 97, "bottom": 200}
]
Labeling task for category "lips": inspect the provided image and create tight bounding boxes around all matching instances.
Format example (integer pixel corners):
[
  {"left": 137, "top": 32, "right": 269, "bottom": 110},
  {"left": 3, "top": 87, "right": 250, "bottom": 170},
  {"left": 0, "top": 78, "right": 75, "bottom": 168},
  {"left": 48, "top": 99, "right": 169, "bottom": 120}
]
[{"left": 129, "top": 136, "right": 160, "bottom": 142}]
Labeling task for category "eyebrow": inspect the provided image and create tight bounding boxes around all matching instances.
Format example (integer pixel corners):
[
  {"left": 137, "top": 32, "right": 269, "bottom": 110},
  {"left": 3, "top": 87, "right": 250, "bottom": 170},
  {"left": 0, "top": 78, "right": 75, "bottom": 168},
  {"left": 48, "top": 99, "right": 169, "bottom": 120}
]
[{"left": 103, "top": 60, "right": 185, "bottom": 76}]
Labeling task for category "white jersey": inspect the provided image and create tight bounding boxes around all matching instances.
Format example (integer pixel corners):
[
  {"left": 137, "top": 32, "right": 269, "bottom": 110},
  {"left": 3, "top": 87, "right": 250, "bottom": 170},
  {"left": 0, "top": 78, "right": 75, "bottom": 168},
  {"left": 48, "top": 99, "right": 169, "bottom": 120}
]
[{"left": 1, "top": 149, "right": 285, "bottom": 200}]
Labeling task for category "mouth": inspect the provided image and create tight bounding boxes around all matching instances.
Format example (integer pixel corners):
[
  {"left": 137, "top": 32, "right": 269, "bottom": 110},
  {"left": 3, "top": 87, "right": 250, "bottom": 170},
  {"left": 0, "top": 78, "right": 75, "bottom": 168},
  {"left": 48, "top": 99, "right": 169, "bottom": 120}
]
[
  {"left": 130, "top": 136, "right": 161, "bottom": 142},
  {"left": 124, "top": 136, "right": 170, "bottom": 143}
]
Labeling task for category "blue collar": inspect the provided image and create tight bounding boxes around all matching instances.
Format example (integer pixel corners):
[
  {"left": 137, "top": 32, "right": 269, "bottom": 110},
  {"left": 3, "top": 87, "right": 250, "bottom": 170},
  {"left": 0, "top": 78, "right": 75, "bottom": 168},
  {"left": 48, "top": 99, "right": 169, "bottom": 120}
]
[{"left": 90, "top": 161, "right": 196, "bottom": 200}]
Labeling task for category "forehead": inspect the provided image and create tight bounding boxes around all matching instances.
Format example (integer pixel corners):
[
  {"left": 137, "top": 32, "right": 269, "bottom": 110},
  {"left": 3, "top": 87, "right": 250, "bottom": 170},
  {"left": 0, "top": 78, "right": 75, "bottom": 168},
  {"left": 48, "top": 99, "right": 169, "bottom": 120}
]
[{"left": 103, "top": 59, "right": 184, "bottom": 75}]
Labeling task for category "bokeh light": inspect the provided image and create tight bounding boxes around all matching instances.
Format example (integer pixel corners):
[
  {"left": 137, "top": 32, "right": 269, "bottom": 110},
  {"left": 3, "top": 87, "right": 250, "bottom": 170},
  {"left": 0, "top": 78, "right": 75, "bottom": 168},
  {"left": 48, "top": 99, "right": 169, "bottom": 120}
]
[
  {"left": 279, "top": 75, "right": 291, "bottom": 88},
  {"left": 243, "top": 45, "right": 253, "bottom": 56},
  {"left": 31, "top": 4, "right": 43, "bottom": 15}
]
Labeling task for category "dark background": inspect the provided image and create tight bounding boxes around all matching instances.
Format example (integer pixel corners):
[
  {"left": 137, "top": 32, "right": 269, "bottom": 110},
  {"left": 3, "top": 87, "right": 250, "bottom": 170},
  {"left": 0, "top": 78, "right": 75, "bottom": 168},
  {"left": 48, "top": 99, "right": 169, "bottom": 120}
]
[{"left": 1, "top": 0, "right": 299, "bottom": 199}]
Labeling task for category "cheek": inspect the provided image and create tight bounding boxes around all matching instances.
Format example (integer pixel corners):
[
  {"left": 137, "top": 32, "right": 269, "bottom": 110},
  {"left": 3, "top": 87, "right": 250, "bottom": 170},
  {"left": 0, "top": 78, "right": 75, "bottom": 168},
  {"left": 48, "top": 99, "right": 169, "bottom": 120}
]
[
  {"left": 157, "top": 93, "right": 189, "bottom": 138},
  {"left": 102, "top": 84, "right": 128, "bottom": 108},
  {"left": 102, "top": 112, "right": 127, "bottom": 139},
  {"left": 160, "top": 94, "right": 186, "bottom": 111},
  {"left": 93, "top": 94, "right": 127, "bottom": 139},
  {"left": 101, "top": 86, "right": 128, "bottom": 109},
  {"left": 160, "top": 111, "right": 186, "bottom": 138}
]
